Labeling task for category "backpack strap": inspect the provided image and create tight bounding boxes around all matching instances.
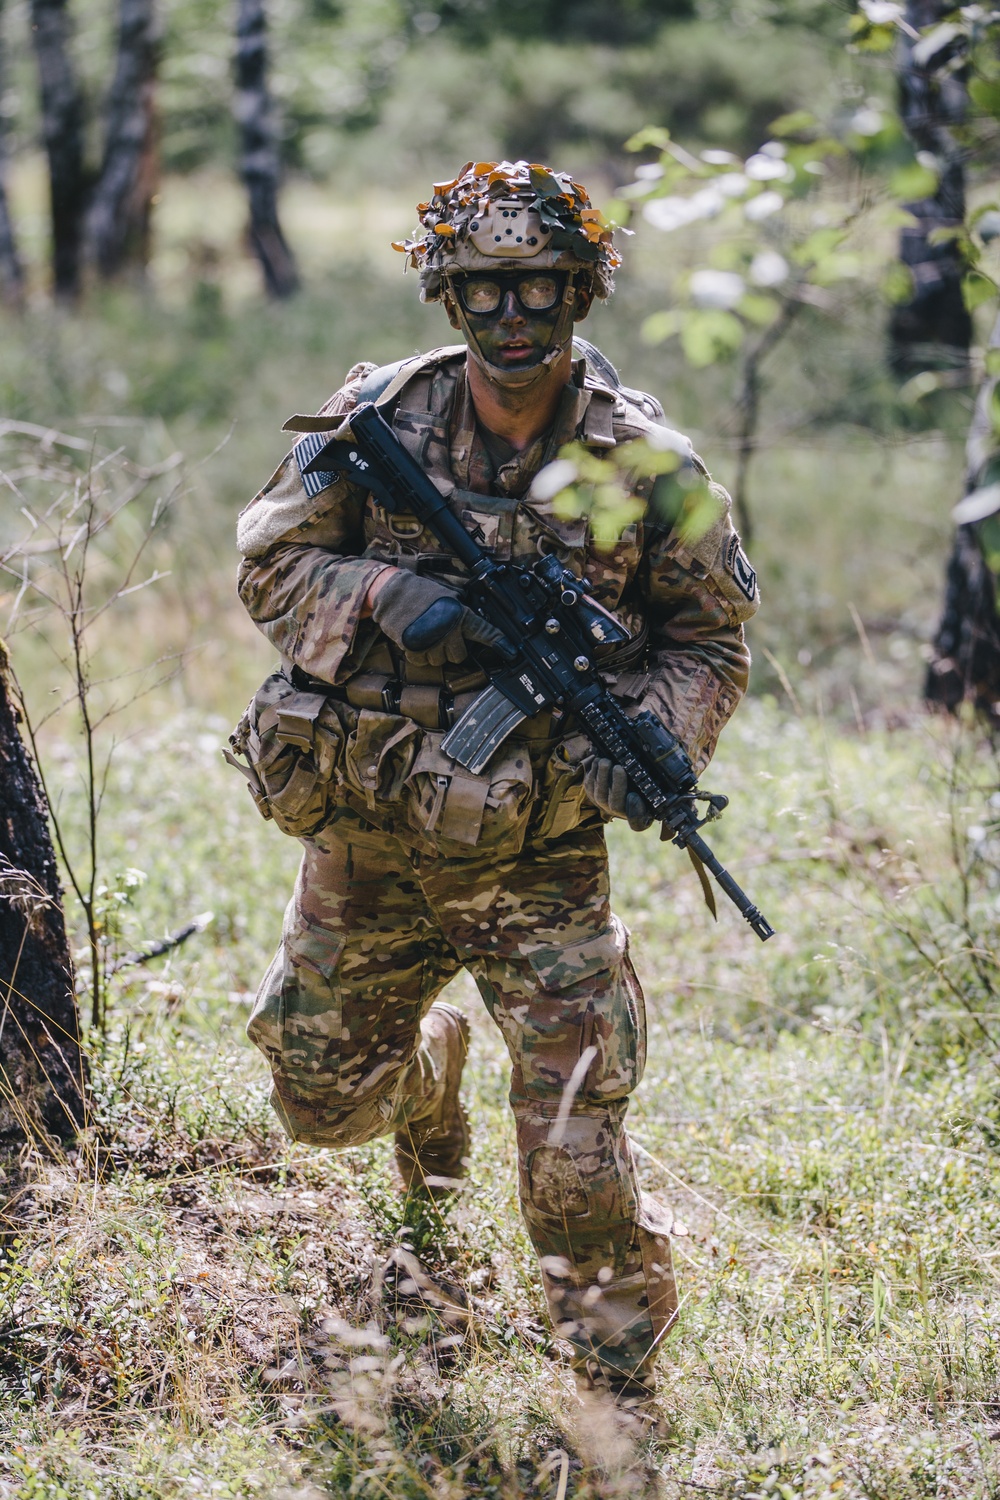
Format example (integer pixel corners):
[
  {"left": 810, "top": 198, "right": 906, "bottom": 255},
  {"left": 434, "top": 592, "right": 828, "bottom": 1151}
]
[
  {"left": 573, "top": 336, "right": 667, "bottom": 423},
  {"left": 572, "top": 336, "right": 622, "bottom": 389},
  {"left": 356, "top": 344, "right": 467, "bottom": 409}
]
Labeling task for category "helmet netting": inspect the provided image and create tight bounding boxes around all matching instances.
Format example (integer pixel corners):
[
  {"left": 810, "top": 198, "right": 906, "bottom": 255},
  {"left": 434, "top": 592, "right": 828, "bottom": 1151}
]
[{"left": 392, "top": 159, "right": 622, "bottom": 303}]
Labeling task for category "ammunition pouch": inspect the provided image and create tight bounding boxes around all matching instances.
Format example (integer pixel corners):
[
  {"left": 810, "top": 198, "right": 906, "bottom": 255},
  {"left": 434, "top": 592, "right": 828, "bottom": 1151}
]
[
  {"left": 229, "top": 611, "right": 646, "bottom": 850},
  {"left": 227, "top": 669, "right": 538, "bottom": 856}
]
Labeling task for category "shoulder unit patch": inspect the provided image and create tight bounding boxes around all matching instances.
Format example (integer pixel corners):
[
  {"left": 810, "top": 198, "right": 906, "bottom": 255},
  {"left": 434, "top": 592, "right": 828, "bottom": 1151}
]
[{"left": 725, "top": 534, "right": 757, "bottom": 600}]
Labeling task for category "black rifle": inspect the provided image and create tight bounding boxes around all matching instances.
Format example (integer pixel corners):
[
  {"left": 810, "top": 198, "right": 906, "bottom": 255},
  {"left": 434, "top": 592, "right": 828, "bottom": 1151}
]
[{"left": 303, "top": 401, "right": 774, "bottom": 941}]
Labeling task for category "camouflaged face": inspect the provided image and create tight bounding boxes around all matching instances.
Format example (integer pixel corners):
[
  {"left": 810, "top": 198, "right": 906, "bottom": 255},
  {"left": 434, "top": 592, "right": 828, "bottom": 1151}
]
[{"left": 248, "top": 810, "right": 677, "bottom": 1379}]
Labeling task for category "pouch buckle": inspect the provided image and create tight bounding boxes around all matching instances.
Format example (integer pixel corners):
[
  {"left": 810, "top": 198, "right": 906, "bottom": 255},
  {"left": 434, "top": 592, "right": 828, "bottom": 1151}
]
[{"left": 274, "top": 690, "right": 327, "bottom": 751}]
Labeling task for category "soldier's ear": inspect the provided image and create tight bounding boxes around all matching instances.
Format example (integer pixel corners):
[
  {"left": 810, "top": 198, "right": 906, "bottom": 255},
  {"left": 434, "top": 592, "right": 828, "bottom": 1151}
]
[
  {"left": 573, "top": 282, "right": 595, "bottom": 322},
  {"left": 442, "top": 291, "right": 462, "bottom": 331}
]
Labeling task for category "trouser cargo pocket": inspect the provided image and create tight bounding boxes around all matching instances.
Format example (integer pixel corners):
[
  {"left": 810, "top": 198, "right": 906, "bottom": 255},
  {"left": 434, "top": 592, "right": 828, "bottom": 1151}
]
[
  {"left": 248, "top": 904, "right": 346, "bottom": 1105},
  {"left": 521, "top": 916, "right": 646, "bottom": 1103}
]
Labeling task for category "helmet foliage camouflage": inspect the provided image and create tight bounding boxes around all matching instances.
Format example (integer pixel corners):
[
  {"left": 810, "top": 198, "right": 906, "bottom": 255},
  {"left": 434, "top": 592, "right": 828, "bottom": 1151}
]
[{"left": 393, "top": 159, "right": 622, "bottom": 303}]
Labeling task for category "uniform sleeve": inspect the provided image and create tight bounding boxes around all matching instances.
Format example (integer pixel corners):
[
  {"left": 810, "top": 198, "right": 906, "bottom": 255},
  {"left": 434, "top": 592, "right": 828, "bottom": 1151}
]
[
  {"left": 236, "top": 363, "right": 393, "bottom": 684},
  {"left": 641, "top": 476, "right": 758, "bottom": 774}
]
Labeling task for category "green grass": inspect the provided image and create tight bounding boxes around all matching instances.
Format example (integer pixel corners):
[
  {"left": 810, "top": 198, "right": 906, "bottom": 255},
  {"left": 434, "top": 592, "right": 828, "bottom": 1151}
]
[{"left": 5, "top": 688, "right": 1000, "bottom": 1498}]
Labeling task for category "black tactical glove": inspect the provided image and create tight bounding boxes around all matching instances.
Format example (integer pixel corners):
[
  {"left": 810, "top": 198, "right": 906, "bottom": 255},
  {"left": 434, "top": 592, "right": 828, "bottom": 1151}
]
[
  {"left": 582, "top": 756, "right": 654, "bottom": 832},
  {"left": 371, "top": 571, "right": 503, "bottom": 667}
]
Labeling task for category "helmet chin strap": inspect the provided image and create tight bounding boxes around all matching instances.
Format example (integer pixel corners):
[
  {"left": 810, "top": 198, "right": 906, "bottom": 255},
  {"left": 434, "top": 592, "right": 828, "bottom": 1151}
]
[{"left": 446, "top": 273, "right": 578, "bottom": 392}]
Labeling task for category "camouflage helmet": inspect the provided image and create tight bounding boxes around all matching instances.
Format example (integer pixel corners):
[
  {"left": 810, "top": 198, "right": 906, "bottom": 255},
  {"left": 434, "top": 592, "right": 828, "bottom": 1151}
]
[{"left": 392, "top": 159, "right": 622, "bottom": 303}]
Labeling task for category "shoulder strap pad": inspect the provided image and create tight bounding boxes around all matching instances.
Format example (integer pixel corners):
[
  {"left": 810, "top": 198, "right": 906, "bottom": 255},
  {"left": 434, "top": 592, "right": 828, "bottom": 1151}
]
[
  {"left": 573, "top": 336, "right": 622, "bottom": 390},
  {"left": 572, "top": 336, "right": 666, "bottom": 424},
  {"left": 355, "top": 358, "right": 409, "bottom": 406},
  {"left": 281, "top": 346, "right": 466, "bottom": 434},
  {"left": 357, "top": 344, "right": 466, "bottom": 408}
]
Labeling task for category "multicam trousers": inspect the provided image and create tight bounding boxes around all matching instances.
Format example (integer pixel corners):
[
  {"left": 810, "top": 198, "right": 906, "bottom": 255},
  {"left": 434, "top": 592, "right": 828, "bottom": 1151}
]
[{"left": 248, "top": 807, "right": 678, "bottom": 1385}]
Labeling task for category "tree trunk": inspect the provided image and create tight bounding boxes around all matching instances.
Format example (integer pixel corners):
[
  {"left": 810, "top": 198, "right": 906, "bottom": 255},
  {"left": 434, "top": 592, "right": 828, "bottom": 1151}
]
[
  {"left": 889, "top": 0, "right": 972, "bottom": 373},
  {"left": 0, "top": 178, "right": 21, "bottom": 306},
  {"left": 29, "top": 0, "right": 86, "bottom": 300},
  {"left": 86, "top": 0, "right": 159, "bottom": 280},
  {"left": 0, "top": 0, "right": 25, "bottom": 306},
  {"left": 234, "top": 0, "right": 299, "bottom": 299},
  {"left": 925, "top": 311, "right": 1000, "bottom": 716},
  {"left": 0, "top": 644, "right": 87, "bottom": 1161}
]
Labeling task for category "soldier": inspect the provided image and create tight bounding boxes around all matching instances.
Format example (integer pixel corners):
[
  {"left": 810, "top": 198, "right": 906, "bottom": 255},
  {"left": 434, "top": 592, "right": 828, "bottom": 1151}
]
[{"left": 232, "top": 159, "right": 758, "bottom": 1416}]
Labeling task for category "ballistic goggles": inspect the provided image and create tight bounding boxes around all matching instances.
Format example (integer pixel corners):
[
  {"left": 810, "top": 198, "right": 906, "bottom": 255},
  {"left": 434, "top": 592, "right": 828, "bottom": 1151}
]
[{"left": 449, "top": 270, "right": 570, "bottom": 317}]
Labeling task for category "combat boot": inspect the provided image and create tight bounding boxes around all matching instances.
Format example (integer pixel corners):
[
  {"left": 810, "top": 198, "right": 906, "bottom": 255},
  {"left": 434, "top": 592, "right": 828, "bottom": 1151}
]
[
  {"left": 575, "top": 1360, "right": 671, "bottom": 1443},
  {"left": 394, "top": 1002, "right": 471, "bottom": 1195}
]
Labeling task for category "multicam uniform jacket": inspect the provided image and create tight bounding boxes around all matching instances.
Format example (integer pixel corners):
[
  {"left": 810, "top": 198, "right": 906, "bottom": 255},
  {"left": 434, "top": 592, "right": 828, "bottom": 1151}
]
[{"left": 234, "top": 343, "right": 758, "bottom": 853}]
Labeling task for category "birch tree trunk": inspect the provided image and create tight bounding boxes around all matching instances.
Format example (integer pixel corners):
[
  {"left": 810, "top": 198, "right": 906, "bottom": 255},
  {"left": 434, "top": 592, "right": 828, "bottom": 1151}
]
[
  {"left": 0, "top": 644, "right": 87, "bottom": 1161},
  {"left": 0, "top": 0, "right": 24, "bottom": 306},
  {"left": 925, "top": 311, "right": 1000, "bottom": 716},
  {"left": 234, "top": 0, "right": 299, "bottom": 299},
  {"left": 0, "top": 179, "right": 20, "bottom": 307},
  {"left": 86, "top": 0, "right": 159, "bottom": 279},
  {"left": 889, "top": 0, "right": 972, "bottom": 373},
  {"left": 29, "top": 0, "right": 86, "bottom": 300}
]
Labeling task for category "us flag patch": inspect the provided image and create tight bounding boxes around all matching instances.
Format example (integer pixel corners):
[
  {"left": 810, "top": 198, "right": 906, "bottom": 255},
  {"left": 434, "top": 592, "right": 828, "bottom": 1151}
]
[{"left": 294, "top": 431, "right": 340, "bottom": 498}]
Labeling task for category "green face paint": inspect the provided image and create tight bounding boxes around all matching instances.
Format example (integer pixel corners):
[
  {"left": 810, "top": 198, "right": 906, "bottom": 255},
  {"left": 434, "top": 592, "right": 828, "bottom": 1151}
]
[{"left": 462, "top": 285, "right": 567, "bottom": 373}]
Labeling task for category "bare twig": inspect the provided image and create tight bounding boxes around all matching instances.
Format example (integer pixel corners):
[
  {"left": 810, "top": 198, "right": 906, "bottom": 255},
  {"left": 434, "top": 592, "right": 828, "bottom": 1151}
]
[
  {"left": 731, "top": 297, "right": 801, "bottom": 545},
  {"left": 3, "top": 429, "right": 182, "bottom": 1031},
  {"left": 111, "top": 912, "right": 214, "bottom": 974}
]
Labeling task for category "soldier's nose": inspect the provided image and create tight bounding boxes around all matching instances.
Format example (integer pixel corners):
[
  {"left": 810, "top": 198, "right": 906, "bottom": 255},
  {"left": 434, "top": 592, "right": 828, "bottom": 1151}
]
[{"left": 498, "top": 290, "right": 525, "bottom": 325}]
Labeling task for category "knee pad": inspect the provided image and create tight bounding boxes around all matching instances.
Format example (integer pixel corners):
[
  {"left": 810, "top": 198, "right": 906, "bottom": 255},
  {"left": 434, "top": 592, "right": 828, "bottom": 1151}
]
[{"left": 518, "top": 1103, "right": 638, "bottom": 1243}]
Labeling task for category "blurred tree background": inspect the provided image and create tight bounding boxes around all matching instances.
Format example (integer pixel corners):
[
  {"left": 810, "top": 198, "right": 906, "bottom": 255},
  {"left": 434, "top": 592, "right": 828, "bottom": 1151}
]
[
  {"left": 4, "top": 0, "right": 1000, "bottom": 725},
  {"left": 9, "top": 9, "right": 1000, "bottom": 1496}
]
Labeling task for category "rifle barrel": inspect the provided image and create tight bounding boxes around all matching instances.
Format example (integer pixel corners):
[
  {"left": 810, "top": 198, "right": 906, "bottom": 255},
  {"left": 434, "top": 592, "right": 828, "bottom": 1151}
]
[{"left": 684, "top": 830, "right": 775, "bottom": 941}]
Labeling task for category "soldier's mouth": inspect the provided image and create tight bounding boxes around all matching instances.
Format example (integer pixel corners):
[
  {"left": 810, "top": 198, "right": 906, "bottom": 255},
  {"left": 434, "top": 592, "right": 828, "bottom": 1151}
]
[{"left": 496, "top": 339, "right": 535, "bottom": 360}]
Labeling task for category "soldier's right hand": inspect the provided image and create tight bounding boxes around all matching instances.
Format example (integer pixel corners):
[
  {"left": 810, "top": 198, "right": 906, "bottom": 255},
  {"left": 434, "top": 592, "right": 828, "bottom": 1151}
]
[
  {"left": 582, "top": 756, "right": 654, "bottom": 831},
  {"left": 370, "top": 569, "right": 502, "bottom": 666}
]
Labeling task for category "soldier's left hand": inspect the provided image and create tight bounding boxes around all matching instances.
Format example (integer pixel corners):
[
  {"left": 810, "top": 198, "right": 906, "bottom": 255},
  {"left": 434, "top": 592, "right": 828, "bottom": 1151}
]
[{"left": 582, "top": 756, "right": 654, "bottom": 831}]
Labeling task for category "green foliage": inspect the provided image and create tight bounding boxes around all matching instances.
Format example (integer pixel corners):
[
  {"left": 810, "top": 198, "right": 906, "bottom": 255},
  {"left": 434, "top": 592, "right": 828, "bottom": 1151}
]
[
  {"left": 621, "top": 116, "right": 896, "bottom": 379},
  {"left": 405, "top": 0, "right": 696, "bottom": 47},
  {"left": 847, "top": 8, "right": 897, "bottom": 55},
  {"left": 0, "top": 0, "right": 855, "bottom": 189},
  {"left": 537, "top": 431, "right": 706, "bottom": 546},
  {"left": 963, "top": 269, "right": 999, "bottom": 313}
]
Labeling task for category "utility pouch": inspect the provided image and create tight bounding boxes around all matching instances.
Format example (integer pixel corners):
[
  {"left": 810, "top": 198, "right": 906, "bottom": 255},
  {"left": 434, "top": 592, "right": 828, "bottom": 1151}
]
[
  {"left": 532, "top": 732, "right": 593, "bottom": 842},
  {"left": 226, "top": 670, "right": 345, "bottom": 839},
  {"left": 343, "top": 709, "right": 421, "bottom": 811},
  {"left": 404, "top": 733, "right": 534, "bottom": 857}
]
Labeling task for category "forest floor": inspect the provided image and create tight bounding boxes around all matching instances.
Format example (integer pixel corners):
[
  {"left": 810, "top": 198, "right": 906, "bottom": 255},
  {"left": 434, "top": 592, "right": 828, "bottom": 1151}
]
[{"left": 4, "top": 696, "right": 1000, "bottom": 1500}]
